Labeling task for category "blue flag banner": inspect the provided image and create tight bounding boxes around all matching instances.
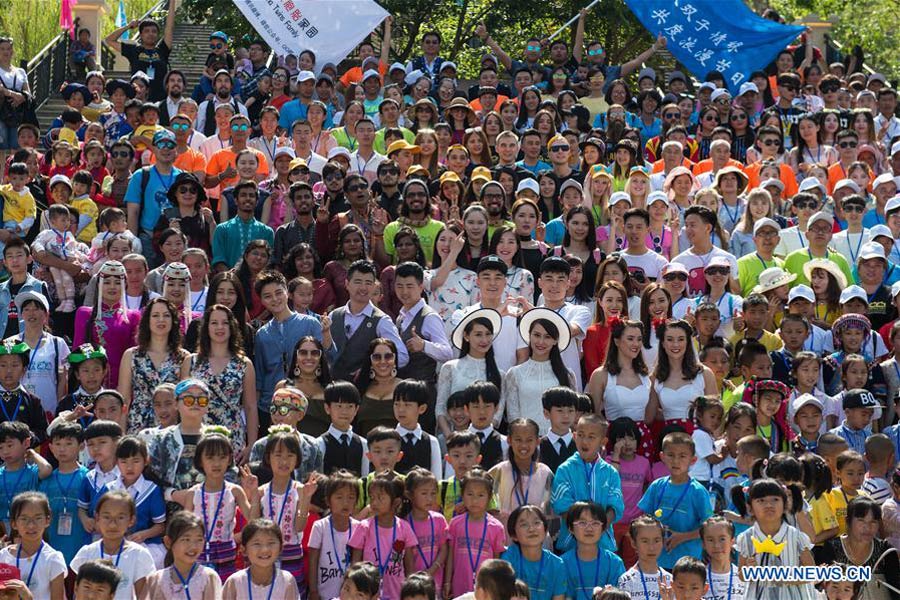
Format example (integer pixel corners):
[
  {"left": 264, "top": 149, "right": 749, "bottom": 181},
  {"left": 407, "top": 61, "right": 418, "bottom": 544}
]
[
  {"left": 622, "top": 0, "right": 805, "bottom": 91},
  {"left": 117, "top": 0, "right": 130, "bottom": 40}
]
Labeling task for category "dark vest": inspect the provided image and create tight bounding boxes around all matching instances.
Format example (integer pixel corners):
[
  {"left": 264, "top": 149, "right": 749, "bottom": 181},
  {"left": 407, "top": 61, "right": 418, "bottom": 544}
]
[
  {"left": 330, "top": 305, "right": 387, "bottom": 382},
  {"left": 397, "top": 432, "right": 432, "bottom": 474},
  {"left": 157, "top": 99, "right": 172, "bottom": 126},
  {"left": 539, "top": 436, "right": 576, "bottom": 473},
  {"left": 397, "top": 304, "right": 438, "bottom": 383},
  {"left": 479, "top": 430, "right": 503, "bottom": 470},
  {"left": 203, "top": 98, "right": 240, "bottom": 137},
  {"left": 321, "top": 432, "right": 364, "bottom": 476}
]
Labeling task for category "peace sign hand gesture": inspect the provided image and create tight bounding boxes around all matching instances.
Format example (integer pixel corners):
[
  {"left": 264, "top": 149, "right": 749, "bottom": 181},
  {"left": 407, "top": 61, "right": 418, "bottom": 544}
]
[
  {"left": 239, "top": 464, "right": 259, "bottom": 501},
  {"left": 316, "top": 198, "right": 331, "bottom": 223}
]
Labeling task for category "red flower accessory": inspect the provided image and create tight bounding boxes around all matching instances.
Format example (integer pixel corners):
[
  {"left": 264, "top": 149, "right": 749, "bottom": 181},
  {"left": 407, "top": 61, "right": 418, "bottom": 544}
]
[
  {"left": 651, "top": 317, "right": 668, "bottom": 329},
  {"left": 392, "top": 540, "right": 406, "bottom": 553}
]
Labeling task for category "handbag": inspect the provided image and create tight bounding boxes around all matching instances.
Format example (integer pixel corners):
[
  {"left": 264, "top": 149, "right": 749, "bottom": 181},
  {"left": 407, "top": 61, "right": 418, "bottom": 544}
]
[{"left": 0, "top": 74, "right": 26, "bottom": 127}]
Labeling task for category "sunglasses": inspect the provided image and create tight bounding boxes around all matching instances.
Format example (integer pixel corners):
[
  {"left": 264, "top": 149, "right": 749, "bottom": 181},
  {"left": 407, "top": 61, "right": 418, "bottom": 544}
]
[
  {"left": 843, "top": 204, "right": 865, "bottom": 213},
  {"left": 155, "top": 141, "right": 176, "bottom": 150},
  {"left": 839, "top": 141, "right": 858, "bottom": 149},
  {"left": 526, "top": 45, "right": 541, "bottom": 52},
  {"left": 291, "top": 167, "right": 310, "bottom": 175},
  {"left": 781, "top": 85, "right": 799, "bottom": 92},
  {"left": 821, "top": 84, "right": 840, "bottom": 93},
  {"left": 705, "top": 267, "right": 730, "bottom": 276},
  {"left": 380, "top": 168, "right": 400, "bottom": 176},
  {"left": 324, "top": 173, "right": 344, "bottom": 182},
  {"left": 269, "top": 404, "right": 299, "bottom": 416},
  {"left": 181, "top": 395, "right": 209, "bottom": 407},
  {"left": 552, "top": 74, "right": 567, "bottom": 80},
  {"left": 171, "top": 123, "right": 191, "bottom": 131},
  {"left": 210, "top": 43, "right": 224, "bottom": 50},
  {"left": 231, "top": 124, "right": 249, "bottom": 132},
  {"left": 347, "top": 184, "right": 367, "bottom": 193},
  {"left": 550, "top": 145, "right": 570, "bottom": 153},
  {"left": 714, "top": 97, "right": 731, "bottom": 105},
  {"left": 111, "top": 150, "right": 131, "bottom": 159},
  {"left": 663, "top": 273, "right": 688, "bottom": 282},
  {"left": 372, "top": 352, "right": 395, "bottom": 361},
  {"left": 177, "top": 185, "right": 198, "bottom": 194},
  {"left": 663, "top": 112, "right": 680, "bottom": 119},
  {"left": 794, "top": 200, "right": 819, "bottom": 209},
  {"left": 730, "top": 113, "right": 747, "bottom": 121},
  {"left": 703, "top": 115, "right": 718, "bottom": 121},
  {"left": 761, "top": 139, "right": 780, "bottom": 147},
  {"left": 587, "top": 48, "right": 604, "bottom": 56}
]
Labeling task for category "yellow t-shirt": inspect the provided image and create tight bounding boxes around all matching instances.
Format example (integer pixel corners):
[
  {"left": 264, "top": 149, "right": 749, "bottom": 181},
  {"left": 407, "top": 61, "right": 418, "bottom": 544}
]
[
  {"left": 728, "top": 330, "right": 784, "bottom": 353},
  {"left": 0, "top": 185, "right": 37, "bottom": 226},
  {"left": 71, "top": 195, "right": 99, "bottom": 243},
  {"left": 808, "top": 494, "right": 839, "bottom": 543},
  {"left": 57, "top": 127, "right": 79, "bottom": 147},
  {"left": 825, "top": 487, "right": 868, "bottom": 535},
  {"left": 132, "top": 124, "right": 164, "bottom": 152}
]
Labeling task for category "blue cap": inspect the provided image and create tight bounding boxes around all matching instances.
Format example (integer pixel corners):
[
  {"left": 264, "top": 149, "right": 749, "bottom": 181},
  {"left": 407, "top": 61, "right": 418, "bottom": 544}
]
[
  {"left": 209, "top": 31, "right": 229, "bottom": 42},
  {"left": 152, "top": 129, "right": 176, "bottom": 146},
  {"left": 175, "top": 378, "right": 211, "bottom": 396}
]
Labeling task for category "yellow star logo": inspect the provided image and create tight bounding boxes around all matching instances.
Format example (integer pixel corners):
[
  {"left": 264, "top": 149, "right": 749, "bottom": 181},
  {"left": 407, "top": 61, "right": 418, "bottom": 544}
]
[
  {"left": 751, "top": 535, "right": 785, "bottom": 556},
  {"left": 654, "top": 509, "right": 663, "bottom": 518}
]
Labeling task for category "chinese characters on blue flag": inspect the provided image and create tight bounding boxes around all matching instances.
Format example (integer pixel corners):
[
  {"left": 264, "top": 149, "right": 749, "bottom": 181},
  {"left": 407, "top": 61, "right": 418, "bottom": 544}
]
[{"left": 623, "top": 0, "right": 805, "bottom": 91}]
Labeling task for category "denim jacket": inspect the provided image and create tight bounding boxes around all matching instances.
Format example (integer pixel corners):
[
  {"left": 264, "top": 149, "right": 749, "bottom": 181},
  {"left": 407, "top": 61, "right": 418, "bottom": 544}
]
[{"left": 0, "top": 275, "right": 49, "bottom": 338}]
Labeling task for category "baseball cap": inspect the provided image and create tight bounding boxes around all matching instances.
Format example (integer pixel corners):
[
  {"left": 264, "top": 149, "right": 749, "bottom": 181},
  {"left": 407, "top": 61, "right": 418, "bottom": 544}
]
[
  {"left": 705, "top": 256, "right": 731, "bottom": 271},
  {"left": 48, "top": 174, "right": 73, "bottom": 191},
  {"left": 516, "top": 178, "right": 540, "bottom": 196},
  {"left": 608, "top": 191, "right": 631, "bottom": 207},
  {"left": 873, "top": 173, "right": 900, "bottom": 189},
  {"left": 870, "top": 225, "right": 894, "bottom": 241},
  {"left": 869, "top": 73, "right": 887, "bottom": 85},
  {"left": 843, "top": 388, "right": 883, "bottom": 410},
  {"left": 638, "top": 67, "right": 656, "bottom": 82},
  {"left": 274, "top": 146, "right": 296, "bottom": 162},
  {"left": 559, "top": 179, "right": 583, "bottom": 196},
  {"left": 14, "top": 291, "right": 49, "bottom": 313},
  {"left": 788, "top": 285, "right": 815, "bottom": 304},
  {"left": 839, "top": 285, "right": 867, "bottom": 304},
  {"left": 761, "top": 178, "right": 785, "bottom": 191},
  {"left": 477, "top": 255, "right": 508, "bottom": 275},
  {"left": 440, "top": 62, "right": 458, "bottom": 72},
  {"left": 738, "top": 82, "right": 759, "bottom": 96},
  {"left": 892, "top": 141, "right": 900, "bottom": 157},
  {"left": 662, "top": 262, "right": 689, "bottom": 277},
  {"left": 389, "top": 62, "right": 406, "bottom": 73},
  {"left": 327, "top": 147, "right": 351, "bottom": 161},
  {"left": 834, "top": 179, "right": 862, "bottom": 195},
  {"left": 669, "top": 71, "right": 688, "bottom": 84},
  {"left": 858, "top": 242, "right": 887, "bottom": 263},
  {"left": 798, "top": 178, "right": 826, "bottom": 194},
  {"left": 647, "top": 191, "right": 669, "bottom": 206},
  {"left": 698, "top": 82, "right": 716, "bottom": 92},
  {"left": 296, "top": 70, "right": 315, "bottom": 83},
  {"left": 892, "top": 280, "right": 900, "bottom": 299},
  {"left": 807, "top": 211, "right": 834, "bottom": 229},
  {"left": 885, "top": 195, "right": 900, "bottom": 216},
  {"left": 209, "top": 31, "right": 229, "bottom": 42},
  {"left": 710, "top": 88, "right": 731, "bottom": 103},
  {"left": 362, "top": 69, "right": 381, "bottom": 82},
  {"left": 791, "top": 393, "right": 824, "bottom": 415},
  {"left": 753, "top": 217, "right": 781, "bottom": 235},
  {"left": 152, "top": 129, "right": 176, "bottom": 146}
]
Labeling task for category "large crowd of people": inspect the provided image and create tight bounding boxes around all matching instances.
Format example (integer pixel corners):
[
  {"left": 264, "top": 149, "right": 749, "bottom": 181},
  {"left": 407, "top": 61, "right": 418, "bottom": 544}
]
[{"left": 0, "top": 1, "right": 899, "bottom": 599}]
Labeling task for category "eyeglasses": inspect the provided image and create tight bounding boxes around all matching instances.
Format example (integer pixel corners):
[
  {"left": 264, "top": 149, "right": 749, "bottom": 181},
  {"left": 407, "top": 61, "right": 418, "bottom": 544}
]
[
  {"left": 372, "top": 352, "right": 395, "bottom": 362},
  {"left": 347, "top": 184, "right": 367, "bottom": 193},
  {"left": 325, "top": 173, "right": 344, "bottom": 182},
  {"left": 297, "top": 348, "right": 322, "bottom": 358},
  {"left": 273, "top": 73, "right": 289, "bottom": 82},
  {"left": 663, "top": 112, "right": 680, "bottom": 119},
  {"left": 111, "top": 150, "right": 131, "bottom": 159},
  {"left": 714, "top": 97, "right": 731, "bottom": 105},
  {"left": 180, "top": 395, "right": 209, "bottom": 407},
  {"left": 177, "top": 185, "right": 198, "bottom": 194},
  {"left": 550, "top": 144, "right": 570, "bottom": 153},
  {"left": 155, "top": 141, "right": 176, "bottom": 150},
  {"left": 761, "top": 139, "right": 780, "bottom": 147},
  {"left": 171, "top": 123, "right": 191, "bottom": 132},
  {"left": 794, "top": 200, "right": 819, "bottom": 209},
  {"left": 663, "top": 273, "right": 688, "bottom": 282},
  {"left": 755, "top": 230, "right": 779, "bottom": 239},
  {"left": 839, "top": 141, "right": 858, "bottom": 149},
  {"left": 14, "top": 515, "right": 47, "bottom": 526},
  {"left": 808, "top": 225, "right": 831, "bottom": 235},
  {"left": 730, "top": 114, "right": 747, "bottom": 121},
  {"left": 703, "top": 115, "right": 718, "bottom": 122},
  {"left": 573, "top": 520, "right": 603, "bottom": 529},
  {"left": 231, "top": 124, "right": 249, "bottom": 132},
  {"left": 843, "top": 204, "right": 865, "bottom": 213},
  {"left": 210, "top": 43, "right": 224, "bottom": 50},
  {"left": 705, "top": 267, "right": 730, "bottom": 276},
  {"left": 269, "top": 404, "right": 299, "bottom": 416}
]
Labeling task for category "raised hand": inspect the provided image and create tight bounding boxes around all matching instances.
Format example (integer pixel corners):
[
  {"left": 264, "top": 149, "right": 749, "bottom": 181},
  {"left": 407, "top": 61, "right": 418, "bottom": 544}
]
[
  {"left": 406, "top": 326, "right": 425, "bottom": 353},
  {"left": 316, "top": 197, "right": 331, "bottom": 223},
  {"left": 239, "top": 464, "right": 259, "bottom": 500}
]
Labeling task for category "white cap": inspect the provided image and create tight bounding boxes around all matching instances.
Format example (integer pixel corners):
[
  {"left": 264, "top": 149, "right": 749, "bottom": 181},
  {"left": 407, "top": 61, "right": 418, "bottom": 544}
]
[
  {"left": 869, "top": 73, "right": 887, "bottom": 84},
  {"left": 296, "top": 70, "right": 316, "bottom": 83},
  {"left": 705, "top": 256, "right": 732, "bottom": 270},
  {"left": 49, "top": 174, "right": 72, "bottom": 190},
  {"left": 710, "top": 88, "right": 731, "bottom": 103},
  {"left": 886, "top": 195, "right": 900, "bottom": 216},
  {"left": 858, "top": 242, "right": 887, "bottom": 263},
  {"left": 662, "top": 262, "right": 689, "bottom": 276},
  {"left": 327, "top": 146, "right": 351, "bottom": 160},
  {"left": 792, "top": 393, "right": 825, "bottom": 415},
  {"left": 834, "top": 179, "right": 862, "bottom": 194},
  {"left": 440, "top": 61, "right": 458, "bottom": 72},
  {"left": 698, "top": 82, "right": 716, "bottom": 92},
  {"left": 873, "top": 173, "right": 900, "bottom": 190},
  {"left": 608, "top": 191, "right": 631, "bottom": 207},
  {"left": 738, "top": 82, "right": 759, "bottom": 96},
  {"left": 840, "top": 285, "right": 867, "bottom": 304},
  {"left": 389, "top": 62, "right": 406, "bottom": 73},
  {"left": 788, "top": 285, "right": 815, "bottom": 304},
  {"left": 516, "top": 178, "right": 539, "bottom": 196},
  {"left": 647, "top": 191, "right": 669, "bottom": 206},
  {"left": 761, "top": 178, "right": 785, "bottom": 191},
  {"left": 807, "top": 211, "right": 834, "bottom": 229},
  {"left": 273, "top": 146, "right": 296, "bottom": 161},
  {"left": 798, "top": 177, "right": 826, "bottom": 194},
  {"left": 404, "top": 69, "right": 426, "bottom": 87},
  {"left": 753, "top": 217, "right": 781, "bottom": 235},
  {"left": 870, "top": 224, "right": 894, "bottom": 240},
  {"left": 892, "top": 141, "right": 900, "bottom": 157},
  {"left": 362, "top": 69, "right": 381, "bottom": 82}
]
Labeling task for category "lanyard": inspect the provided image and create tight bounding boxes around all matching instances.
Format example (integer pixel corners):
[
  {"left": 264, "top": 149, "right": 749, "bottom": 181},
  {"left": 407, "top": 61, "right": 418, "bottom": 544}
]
[
  {"left": 758, "top": 424, "right": 780, "bottom": 453},
  {"left": 100, "top": 540, "right": 124, "bottom": 567},
  {"left": 755, "top": 253, "right": 771, "bottom": 273},
  {"left": 465, "top": 514, "right": 489, "bottom": 577},
  {"left": 173, "top": 563, "right": 197, "bottom": 600},
  {"left": 657, "top": 477, "right": 692, "bottom": 521},
  {"left": 513, "top": 462, "right": 534, "bottom": 507},
  {"left": 268, "top": 481, "right": 291, "bottom": 529},
  {"left": 51, "top": 228, "right": 68, "bottom": 259},
  {"left": 409, "top": 513, "right": 436, "bottom": 569},
  {"left": 638, "top": 568, "right": 661, "bottom": 600},
  {"left": 329, "top": 516, "right": 352, "bottom": 576},
  {"left": 16, "top": 542, "right": 43, "bottom": 588},
  {"left": 260, "top": 137, "right": 276, "bottom": 167},
  {"left": 576, "top": 552, "right": 603, "bottom": 600},
  {"left": 797, "top": 229, "right": 806, "bottom": 249},
  {"left": 519, "top": 550, "right": 546, "bottom": 595},
  {"left": 191, "top": 288, "right": 207, "bottom": 312},
  {"left": 55, "top": 470, "right": 78, "bottom": 512},
  {"left": 707, "top": 564, "right": 733, "bottom": 600},
  {"left": 847, "top": 233, "right": 865, "bottom": 264},
  {"left": 2, "top": 466, "right": 27, "bottom": 508},
  {"left": 246, "top": 569, "right": 276, "bottom": 600},
  {"left": 582, "top": 454, "right": 599, "bottom": 500},
  {"left": 201, "top": 483, "right": 227, "bottom": 555},
  {"left": 25, "top": 334, "right": 44, "bottom": 373},
  {"left": 374, "top": 517, "right": 398, "bottom": 576},
  {"left": 152, "top": 166, "right": 174, "bottom": 192},
  {"left": 721, "top": 201, "right": 740, "bottom": 230}
]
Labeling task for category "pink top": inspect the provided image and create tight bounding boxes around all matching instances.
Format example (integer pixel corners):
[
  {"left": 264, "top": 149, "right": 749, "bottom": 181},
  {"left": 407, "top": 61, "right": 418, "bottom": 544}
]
[
  {"left": 73, "top": 303, "right": 140, "bottom": 388},
  {"left": 447, "top": 513, "right": 506, "bottom": 597},
  {"left": 192, "top": 483, "right": 238, "bottom": 545},
  {"left": 261, "top": 481, "right": 302, "bottom": 545},
  {"left": 651, "top": 461, "right": 671, "bottom": 480},
  {"left": 609, "top": 453, "right": 652, "bottom": 521},
  {"left": 407, "top": 511, "right": 449, "bottom": 591},
  {"left": 348, "top": 517, "right": 418, "bottom": 600},
  {"left": 145, "top": 565, "right": 221, "bottom": 600},
  {"left": 222, "top": 568, "right": 299, "bottom": 600}
]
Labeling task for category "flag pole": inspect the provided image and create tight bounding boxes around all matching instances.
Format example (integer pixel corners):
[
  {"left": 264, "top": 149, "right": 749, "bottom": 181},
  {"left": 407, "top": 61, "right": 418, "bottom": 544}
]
[{"left": 547, "top": 0, "right": 601, "bottom": 41}]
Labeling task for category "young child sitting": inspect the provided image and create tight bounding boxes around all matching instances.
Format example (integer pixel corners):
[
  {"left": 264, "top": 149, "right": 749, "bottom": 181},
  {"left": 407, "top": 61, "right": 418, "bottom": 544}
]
[
  {"left": 0, "top": 163, "right": 36, "bottom": 253},
  {"left": 70, "top": 169, "right": 100, "bottom": 243},
  {"left": 32, "top": 204, "right": 89, "bottom": 311}
]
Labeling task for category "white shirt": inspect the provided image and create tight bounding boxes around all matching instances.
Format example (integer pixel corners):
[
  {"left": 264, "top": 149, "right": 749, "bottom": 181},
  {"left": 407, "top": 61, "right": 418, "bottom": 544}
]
[
  {"left": 531, "top": 302, "right": 592, "bottom": 390},
  {"left": 619, "top": 566, "right": 673, "bottom": 600},
  {"left": 0, "top": 543, "right": 67, "bottom": 600},
  {"left": 671, "top": 246, "right": 738, "bottom": 298},
  {"left": 348, "top": 150, "right": 386, "bottom": 184},
  {"left": 448, "top": 303, "right": 520, "bottom": 374},
  {"left": 831, "top": 229, "right": 871, "bottom": 265},
  {"left": 295, "top": 150, "right": 327, "bottom": 175},
  {"left": 71, "top": 540, "right": 155, "bottom": 600},
  {"left": 194, "top": 97, "right": 248, "bottom": 134},
  {"left": 874, "top": 113, "right": 900, "bottom": 149},
  {"left": 775, "top": 225, "right": 808, "bottom": 258},
  {"left": 20, "top": 334, "right": 69, "bottom": 414},
  {"left": 621, "top": 248, "right": 670, "bottom": 282},
  {"left": 308, "top": 516, "right": 359, "bottom": 600}
]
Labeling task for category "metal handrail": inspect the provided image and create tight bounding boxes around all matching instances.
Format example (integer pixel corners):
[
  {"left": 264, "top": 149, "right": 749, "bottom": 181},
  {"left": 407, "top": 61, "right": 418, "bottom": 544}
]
[{"left": 23, "top": 33, "right": 70, "bottom": 112}]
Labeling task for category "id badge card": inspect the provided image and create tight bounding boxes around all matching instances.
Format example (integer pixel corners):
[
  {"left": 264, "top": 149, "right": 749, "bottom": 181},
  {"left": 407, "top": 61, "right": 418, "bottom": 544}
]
[
  {"left": 146, "top": 65, "right": 156, "bottom": 80},
  {"left": 57, "top": 511, "right": 73, "bottom": 536}
]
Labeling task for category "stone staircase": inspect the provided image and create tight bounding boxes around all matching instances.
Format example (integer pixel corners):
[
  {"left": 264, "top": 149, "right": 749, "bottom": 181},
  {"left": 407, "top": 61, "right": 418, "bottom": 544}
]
[{"left": 36, "top": 21, "right": 215, "bottom": 127}]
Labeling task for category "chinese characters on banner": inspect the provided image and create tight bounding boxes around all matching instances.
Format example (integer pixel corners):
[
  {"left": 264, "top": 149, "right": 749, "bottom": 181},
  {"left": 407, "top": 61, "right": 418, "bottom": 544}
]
[
  {"left": 623, "top": 0, "right": 805, "bottom": 91},
  {"left": 232, "top": 0, "right": 389, "bottom": 70}
]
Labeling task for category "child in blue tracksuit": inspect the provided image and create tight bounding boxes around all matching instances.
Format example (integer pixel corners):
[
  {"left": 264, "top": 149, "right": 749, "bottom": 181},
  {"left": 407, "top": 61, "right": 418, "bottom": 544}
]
[
  {"left": 550, "top": 414, "right": 624, "bottom": 553},
  {"left": 638, "top": 431, "right": 713, "bottom": 570}
]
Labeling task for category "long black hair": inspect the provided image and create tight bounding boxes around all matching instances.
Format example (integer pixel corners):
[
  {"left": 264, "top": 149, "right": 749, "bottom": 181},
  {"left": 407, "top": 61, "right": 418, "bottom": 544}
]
[
  {"left": 283, "top": 242, "right": 322, "bottom": 280},
  {"left": 354, "top": 337, "right": 398, "bottom": 392},
  {"left": 561, "top": 205, "right": 597, "bottom": 250},
  {"left": 459, "top": 316, "right": 502, "bottom": 389},
  {"left": 605, "top": 319, "right": 649, "bottom": 376},
  {"left": 234, "top": 239, "right": 271, "bottom": 309},
  {"left": 639, "top": 283, "right": 672, "bottom": 350},
  {"left": 654, "top": 319, "right": 702, "bottom": 382},
  {"left": 526, "top": 317, "right": 571, "bottom": 386}
]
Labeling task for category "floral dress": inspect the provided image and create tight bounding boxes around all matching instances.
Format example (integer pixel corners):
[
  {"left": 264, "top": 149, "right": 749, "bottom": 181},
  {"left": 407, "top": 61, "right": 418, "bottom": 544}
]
[
  {"left": 128, "top": 349, "right": 188, "bottom": 433},
  {"left": 424, "top": 267, "right": 477, "bottom": 322},
  {"left": 190, "top": 355, "right": 249, "bottom": 456}
]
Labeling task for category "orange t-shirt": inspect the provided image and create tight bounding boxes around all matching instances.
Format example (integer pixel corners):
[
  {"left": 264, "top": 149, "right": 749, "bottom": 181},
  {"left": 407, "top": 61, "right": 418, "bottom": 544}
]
[
  {"left": 827, "top": 162, "right": 872, "bottom": 194},
  {"left": 691, "top": 158, "right": 745, "bottom": 176},
  {"left": 469, "top": 96, "right": 509, "bottom": 113},
  {"left": 339, "top": 61, "right": 388, "bottom": 89},
  {"left": 152, "top": 147, "right": 207, "bottom": 175},
  {"left": 205, "top": 147, "right": 269, "bottom": 190},
  {"left": 651, "top": 157, "right": 694, "bottom": 173},
  {"left": 745, "top": 161, "right": 798, "bottom": 197}
]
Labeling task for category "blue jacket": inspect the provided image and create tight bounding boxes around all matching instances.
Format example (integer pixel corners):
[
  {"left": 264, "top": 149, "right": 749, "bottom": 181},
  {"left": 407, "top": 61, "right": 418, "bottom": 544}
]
[
  {"left": 551, "top": 453, "right": 624, "bottom": 553},
  {"left": 0, "top": 275, "right": 50, "bottom": 337}
]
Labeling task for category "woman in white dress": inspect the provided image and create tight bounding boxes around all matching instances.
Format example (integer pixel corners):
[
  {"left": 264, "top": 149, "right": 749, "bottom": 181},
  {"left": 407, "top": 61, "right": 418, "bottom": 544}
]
[
  {"left": 436, "top": 308, "right": 503, "bottom": 438},
  {"left": 425, "top": 225, "right": 477, "bottom": 323},
  {"left": 502, "top": 308, "right": 575, "bottom": 434}
]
